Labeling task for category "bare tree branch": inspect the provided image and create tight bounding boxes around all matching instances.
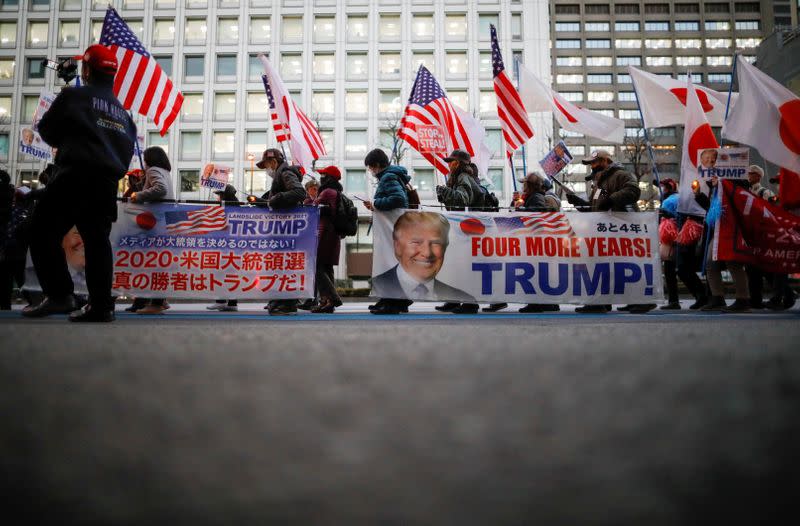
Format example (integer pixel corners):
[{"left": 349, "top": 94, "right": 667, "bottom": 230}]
[{"left": 379, "top": 112, "right": 409, "bottom": 165}]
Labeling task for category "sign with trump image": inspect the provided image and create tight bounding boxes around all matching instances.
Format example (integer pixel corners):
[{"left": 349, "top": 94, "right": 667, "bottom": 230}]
[{"left": 371, "top": 210, "right": 662, "bottom": 304}]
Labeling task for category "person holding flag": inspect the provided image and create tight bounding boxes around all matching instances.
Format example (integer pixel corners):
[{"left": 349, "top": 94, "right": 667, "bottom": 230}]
[{"left": 22, "top": 44, "right": 137, "bottom": 322}]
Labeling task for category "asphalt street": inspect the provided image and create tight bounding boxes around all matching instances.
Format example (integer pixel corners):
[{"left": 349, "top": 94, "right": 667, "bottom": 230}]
[{"left": 1, "top": 301, "right": 799, "bottom": 524}]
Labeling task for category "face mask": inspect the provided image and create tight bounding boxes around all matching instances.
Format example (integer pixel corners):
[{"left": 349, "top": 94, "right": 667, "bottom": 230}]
[{"left": 266, "top": 168, "right": 275, "bottom": 177}]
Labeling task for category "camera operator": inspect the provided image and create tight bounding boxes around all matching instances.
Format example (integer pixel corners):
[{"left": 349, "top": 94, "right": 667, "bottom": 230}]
[{"left": 22, "top": 45, "right": 136, "bottom": 322}]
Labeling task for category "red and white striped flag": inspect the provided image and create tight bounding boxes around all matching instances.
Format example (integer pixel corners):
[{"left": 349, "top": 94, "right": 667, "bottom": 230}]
[
  {"left": 398, "top": 66, "right": 490, "bottom": 176},
  {"left": 490, "top": 25, "right": 534, "bottom": 158},
  {"left": 262, "top": 74, "right": 288, "bottom": 143},
  {"left": 259, "top": 55, "right": 326, "bottom": 174},
  {"left": 99, "top": 7, "right": 183, "bottom": 135}
]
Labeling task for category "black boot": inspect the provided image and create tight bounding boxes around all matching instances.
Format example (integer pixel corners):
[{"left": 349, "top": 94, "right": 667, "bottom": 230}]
[
  {"left": 722, "top": 299, "right": 751, "bottom": 313},
  {"left": 701, "top": 296, "right": 726, "bottom": 311},
  {"left": 435, "top": 302, "right": 460, "bottom": 312},
  {"left": 21, "top": 295, "right": 78, "bottom": 318},
  {"left": 69, "top": 304, "right": 115, "bottom": 322}
]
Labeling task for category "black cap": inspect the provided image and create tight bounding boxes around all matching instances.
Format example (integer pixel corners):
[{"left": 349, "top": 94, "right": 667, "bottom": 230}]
[
  {"left": 214, "top": 184, "right": 237, "bottom": 201},
  {"left": 255, "top": 148, "right": 283, "bottom": 169},
  {"left": 443, "top": 149, "right": 471, "bottom": 163}
]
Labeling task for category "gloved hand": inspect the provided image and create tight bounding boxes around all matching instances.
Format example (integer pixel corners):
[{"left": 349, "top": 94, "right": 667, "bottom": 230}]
[{"left": 597, "top": 196, "right": 613, "bottom": 211}]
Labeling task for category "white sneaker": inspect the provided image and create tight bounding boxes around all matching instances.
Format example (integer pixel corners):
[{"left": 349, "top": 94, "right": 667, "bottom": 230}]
[{"left": 206, "top": 303, "right": 226, "bottom": 311}]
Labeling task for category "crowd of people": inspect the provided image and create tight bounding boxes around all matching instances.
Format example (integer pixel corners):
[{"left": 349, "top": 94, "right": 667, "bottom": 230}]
[{"left": 0, "top": 45, "right": 796, "bottom": 321}]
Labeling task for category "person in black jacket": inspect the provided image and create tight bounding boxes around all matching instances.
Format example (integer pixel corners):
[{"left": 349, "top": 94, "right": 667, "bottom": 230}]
[
  {"left": 255, "top": 148, "right": 305, "bottom": 315},
  {"left": 22, "top": 44, "right": 136, "bottom": 322}
]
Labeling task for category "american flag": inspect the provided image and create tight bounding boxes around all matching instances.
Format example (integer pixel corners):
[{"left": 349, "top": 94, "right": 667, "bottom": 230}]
[
  {"left": 398, "top": 66, "right": 475, "bottom": 175},
  {"left": 100, "top": 7, "right": 183, "bottom": 136},
  {"left": 259, "top": 56, "right": 326, "bottom": 173},
  {"left": 165, "top": 206, "right": 228, "bottom": 236},
  {"left": 262, "top": 75, "right": 288, "bottom": 143},
  {"left": 491, "top": 25, "right": 534, "bottom": 158},
  {"left": 494, "top": 212, "right": 574, "bottom": 236}
]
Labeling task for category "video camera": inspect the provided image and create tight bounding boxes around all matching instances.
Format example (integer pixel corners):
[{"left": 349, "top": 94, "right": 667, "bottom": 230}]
[{"left": 40, "top": 57, "right": 79, "bottom": 84}]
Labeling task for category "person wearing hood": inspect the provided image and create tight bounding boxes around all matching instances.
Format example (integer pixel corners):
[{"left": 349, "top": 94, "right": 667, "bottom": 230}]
[
  {"left": 255, "top": 148, "right": 305, "bottom": 315},
  {"left": 206, "top": 184, "right": 240, "bottom": 313},
  {"left": 434, "top": 149, "right": 483, "bottom": 314},
  {"left": 126, "top": 146, "right": 174, "bottom": 315},
  {"left": 308, "top": 166, "right": 344, "bottom": 313},
  {"left": 362, "top": 148, "right": 414, "bottom": 315}
]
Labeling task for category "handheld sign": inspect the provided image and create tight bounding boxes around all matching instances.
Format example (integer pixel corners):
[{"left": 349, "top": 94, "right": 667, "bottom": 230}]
[
  {"left": 200, "top": 163, "right": 232, "bottom": 190},
  {"left": 539, "top": 141, "right": 573, "bottom": 178},
  {"left": 417, "top": 125, "right": 447, "bottom": 154}
]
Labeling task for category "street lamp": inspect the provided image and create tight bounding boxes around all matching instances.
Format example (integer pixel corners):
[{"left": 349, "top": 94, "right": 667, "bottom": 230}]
[{"left": 246, "top": 152, "right": 255, "bottom": 196}]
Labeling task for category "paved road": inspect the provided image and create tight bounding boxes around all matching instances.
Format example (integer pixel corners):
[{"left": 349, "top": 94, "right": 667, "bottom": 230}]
[{"left": 1, "top": 303, "right": 799, "bottom": 524}]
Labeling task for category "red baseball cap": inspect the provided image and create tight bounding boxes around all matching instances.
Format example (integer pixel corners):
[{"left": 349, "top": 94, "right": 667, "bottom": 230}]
[
  {"left": 77, "top": 45, "right": 118, "bottom": 75},
  {"left": 317, "top": 165, "right": 341, "bottom": 180}
]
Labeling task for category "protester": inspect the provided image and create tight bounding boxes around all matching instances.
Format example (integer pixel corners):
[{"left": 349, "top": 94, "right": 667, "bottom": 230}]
[
  {"left": 764, "top": 172, "right": 798, "bottom": 310},
  {"left": 122, "top": 169, "right": 144, "bottom": 198},
  {"left": 298, "top": 177, "right": 321, "bottom": 311},
  {"left": 0, "top": 170, "right": 15, "bottom": 309},
  {"left": 128, "top": 146, "right": 174, "bottom": 315},
  {"left": 696, "top": 176, "right": 751, "bottom": 312},
  {"left": 308, "top": 166, "right": 343, "bottom": 314},
  {"left": 742, "top": 165, "right": 775, "bottom": 308},
  {"left": 256, "top": 148, "right": 305, "bottom": 315},
  {"left": 206, "top": 184, "right": 240, "bottom": 312},
  {"left": 565, "top": 150, "right": 653, "bottom": 314},
  {"left": 362, "top": 148, "right": 414, "bottom": 315},
  {"left": 511, "top": 172, "right": 561, "bottom": 313},
  {"left": 434, "top": 149, "right": 484, "bottom": 314},
  {"left": 658, "top": 178, "right": 706, "bottom": 310},
  {"left": 23, "top": 44, "right": 136, "bottom": 322}
]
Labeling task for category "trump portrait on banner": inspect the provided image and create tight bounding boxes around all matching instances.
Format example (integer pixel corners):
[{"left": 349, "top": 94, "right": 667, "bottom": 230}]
[{"left": 372, "top": 211, "right": 475, "bottom": 302}]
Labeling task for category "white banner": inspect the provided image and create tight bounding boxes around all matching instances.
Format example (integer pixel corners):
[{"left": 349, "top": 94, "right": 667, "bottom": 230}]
[
  {"left": 19, "top": 90, "right": 55, "bottom": 162},
  {"left": 371, "top": 209, "right": 662, "bottom": 305}
]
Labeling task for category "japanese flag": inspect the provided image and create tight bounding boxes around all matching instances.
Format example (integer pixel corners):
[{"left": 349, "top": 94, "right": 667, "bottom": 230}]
[
  {"left": 678, "top": 80, "right": 719, "bottom": 216},
  {"left": 517, "top": 62, "right": 624, "bottom": 144},
  {"left": 722, "top": 55, "right": 800, "bottom": 174},
  {"left": 629, "top": 66, "right": 734, "bottom": 128}
]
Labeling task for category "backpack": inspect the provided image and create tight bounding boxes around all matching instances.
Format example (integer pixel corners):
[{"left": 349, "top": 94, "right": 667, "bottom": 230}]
[
  {"left": 478, "top": 184, "right": 500, "bottom": 212},
  {"left": 333, "top": 192, "right": 358, "bottom": 238},
  {"left": 405, "top": 182, "right": 420, "bottom": 209}
]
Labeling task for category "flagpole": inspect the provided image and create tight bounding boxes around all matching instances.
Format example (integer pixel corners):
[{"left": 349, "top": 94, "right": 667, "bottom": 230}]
[
  {"left": 631, "top": 80, "right": 662, "bottom": 202},
  {"left": 723, "top": 53, "right": 738, "bottom": 122},
  {"left": 509, "top": 154, "right": 517, "bottom": 193},
  {"left": 514, "top": 57, "right": 528, "bottom": 179}
]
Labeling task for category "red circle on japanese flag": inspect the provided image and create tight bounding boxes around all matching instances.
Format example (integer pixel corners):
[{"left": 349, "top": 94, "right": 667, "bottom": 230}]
[
  {"left": 669, "top": 88, "right": 714, "bottom": 113},
  {"left": 688, "top": 124, "right": 718, "bottom": 166},
  {"left": 460, "top": 217, "right": 485, "bottom": 236},
  {"left": 136, "top": 211, "right": 157, "bottom": 230},
  {"left": 779, "top": 99, "right": 800, "bottom": 155}
]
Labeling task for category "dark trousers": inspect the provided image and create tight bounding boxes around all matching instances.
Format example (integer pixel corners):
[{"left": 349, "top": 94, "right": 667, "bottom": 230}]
[
  {"left": 29, "top": 196, "right": 114, "bottom": 311},
  {"left": 316, "top": 263, "right": 341, "bottom": 304},
  {"left": 746, "top": 265, "right": 771, "bottom": 305},
  {"left": 0, "top": 259, "right": 26, "bottom": 309},
  {"left": 663, "top": 260, "right": 679, "bottom": 304}
]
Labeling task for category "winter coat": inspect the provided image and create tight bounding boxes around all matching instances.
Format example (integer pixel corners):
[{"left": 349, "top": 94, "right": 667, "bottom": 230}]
[
  {"left": 314, "top": 178, "right": 342, "bottom": 266},
  {"left": 544, "top": 190, "right": 561, "bottom": 211},
  {"left": 372, "top": 166, "right": 410, "bottom": 211},
  {"left": 587, "top": 164, "right": 640, "bottom": 212},
  {"left": 518, "top": 191, "right": 548, "bottom": 212},
  {"left": 438, "top": 164, "right": 482, "bottom": 210},
  {"left": 37, "top": 78, "right": 136, "bottom": 221},
  {"left": 135, "top": 166, "right": 174, "bottom": 202},
  {"left": 267, "top": 161, "right": 305, "bottom": 209}
]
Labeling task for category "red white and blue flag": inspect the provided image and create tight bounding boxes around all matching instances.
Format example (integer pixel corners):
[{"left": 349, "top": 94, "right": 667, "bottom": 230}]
[
  {"left": 99, "top": 6, "right": 183, "bottom": 135},
  {"left": 493, "top": 212, "right": 575, "bottom": 236},
  {"left": 398, "top": 66, "right": 490, "bottom": 176},
  {"left": 165, "top": 206, "right": 227, "bottom": 236},
  {"left": 259, "top": 55, "right": 326, "bottom": 174},
  {"left": 262, "top": 74, "right": 289, "bottom": 143},
  {"left": 490, "top": 25, "right": 534, "bottom": 158}
]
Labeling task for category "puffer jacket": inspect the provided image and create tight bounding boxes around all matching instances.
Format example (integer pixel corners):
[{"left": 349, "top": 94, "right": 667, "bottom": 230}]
[
  {"left": 267, "top": 161, "right": 305, "bottom": 209},
  {"left": 315, "top": 178, "right": 342, "bottom": 266},
  {"left": 372, "top": 165, "right": 410, "bottom": 211},
  {"left": 588, "top": 164, "right": 641, "bottom": 212},
  {"left": 135, "top": 166, "right": 174, "bottom": 202}
]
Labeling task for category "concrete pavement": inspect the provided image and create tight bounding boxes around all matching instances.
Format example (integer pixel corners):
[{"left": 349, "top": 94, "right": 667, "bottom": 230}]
[{"left": 1, "top": 301, "right": 799, "bottom": 523}]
